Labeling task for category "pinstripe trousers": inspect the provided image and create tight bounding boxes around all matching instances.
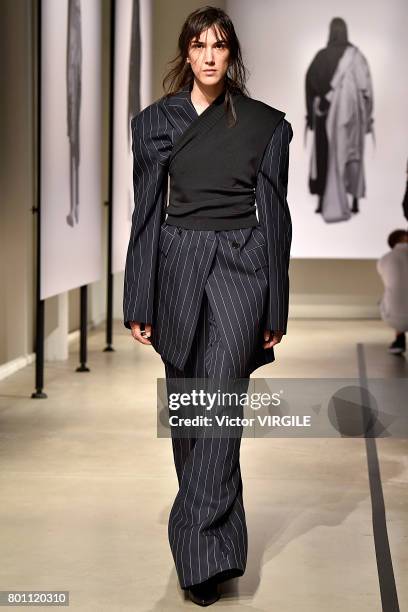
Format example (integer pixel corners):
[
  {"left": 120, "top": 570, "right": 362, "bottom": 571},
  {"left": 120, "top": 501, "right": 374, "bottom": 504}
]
[{"left": 161, "top": 225, "right": 268, "bottom": 589}]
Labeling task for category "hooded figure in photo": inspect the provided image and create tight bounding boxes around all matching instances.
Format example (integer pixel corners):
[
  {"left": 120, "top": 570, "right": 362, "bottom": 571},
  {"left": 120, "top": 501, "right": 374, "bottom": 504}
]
[{"left": 305, "top": 17, "right": 374, "bottom": 223}]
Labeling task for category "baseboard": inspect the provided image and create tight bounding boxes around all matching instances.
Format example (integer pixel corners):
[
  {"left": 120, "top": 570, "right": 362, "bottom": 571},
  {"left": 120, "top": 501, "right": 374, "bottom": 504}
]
[{"left": 0, "top": 352, "right": 35, "bottom": 382}]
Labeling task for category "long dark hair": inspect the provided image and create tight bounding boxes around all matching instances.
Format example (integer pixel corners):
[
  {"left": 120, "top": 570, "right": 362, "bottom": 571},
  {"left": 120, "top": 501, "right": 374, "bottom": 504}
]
[{"left": 161, "top": 6, "right": 249, "bottom": 126}]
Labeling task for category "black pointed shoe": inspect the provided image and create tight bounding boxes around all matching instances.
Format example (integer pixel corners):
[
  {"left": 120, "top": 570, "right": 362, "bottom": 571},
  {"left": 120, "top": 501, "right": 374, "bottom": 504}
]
[{"left": 188, "top": 578, "right": 220, "bottom": 607}]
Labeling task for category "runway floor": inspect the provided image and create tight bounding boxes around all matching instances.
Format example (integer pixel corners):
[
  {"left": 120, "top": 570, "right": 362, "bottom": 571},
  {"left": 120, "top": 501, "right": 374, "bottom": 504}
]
[{"left": 0, "top": 319, "right": 407, "bottom": 611}]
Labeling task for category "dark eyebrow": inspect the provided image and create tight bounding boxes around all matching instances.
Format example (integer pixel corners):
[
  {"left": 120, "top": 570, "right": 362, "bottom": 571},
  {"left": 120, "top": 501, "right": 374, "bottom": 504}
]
[{"left": 191, "top": 39, "right": 228, "bottom": 44}]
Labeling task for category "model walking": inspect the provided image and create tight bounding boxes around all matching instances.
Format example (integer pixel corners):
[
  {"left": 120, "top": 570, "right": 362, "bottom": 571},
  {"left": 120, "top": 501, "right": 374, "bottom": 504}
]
[{"left": 123, "top": 6, "right": 293, "bottom": 606}]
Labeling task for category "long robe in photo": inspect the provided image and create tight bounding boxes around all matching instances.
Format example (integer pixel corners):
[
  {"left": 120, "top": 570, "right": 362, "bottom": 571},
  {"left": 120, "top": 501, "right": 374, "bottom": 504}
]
[
  {"left": 322, "top": 45, "right": 374, "bottom": 222},
  {"left": 305, "top": 18, "right": 374, "bottom": 223}
]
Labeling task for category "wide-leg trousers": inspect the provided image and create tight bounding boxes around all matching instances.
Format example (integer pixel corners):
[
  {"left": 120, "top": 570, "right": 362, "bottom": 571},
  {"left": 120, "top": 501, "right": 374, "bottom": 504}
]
[
  {"left": 157, "top": 224, "right": 272, "bottom": 589},
  {"left": 162, "top": 289, "right": 250, "bottom": 590}
]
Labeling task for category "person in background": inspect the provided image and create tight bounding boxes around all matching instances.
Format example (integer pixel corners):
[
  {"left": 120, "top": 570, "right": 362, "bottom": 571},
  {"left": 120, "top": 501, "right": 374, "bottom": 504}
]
[{"left": 376, "top": 229, "right": 408, "bottom": 354}]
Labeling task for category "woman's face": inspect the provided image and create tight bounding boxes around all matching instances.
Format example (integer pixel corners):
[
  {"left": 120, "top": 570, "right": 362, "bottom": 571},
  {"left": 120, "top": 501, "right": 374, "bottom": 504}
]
[{"left": 187, "top": 26, "right": 230, "bottom": 88}]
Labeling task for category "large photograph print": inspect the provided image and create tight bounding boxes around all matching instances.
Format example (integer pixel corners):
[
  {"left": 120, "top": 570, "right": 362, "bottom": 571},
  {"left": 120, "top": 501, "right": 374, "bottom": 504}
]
[
  {"left": 41, "top": 0, "right": 102, "bottom": 299},
  {"left": 227, "top": 0, "right": 408, "bottom": 258},
  {"left": 112, "top": 0, "right": 152, "bottom": 275}
]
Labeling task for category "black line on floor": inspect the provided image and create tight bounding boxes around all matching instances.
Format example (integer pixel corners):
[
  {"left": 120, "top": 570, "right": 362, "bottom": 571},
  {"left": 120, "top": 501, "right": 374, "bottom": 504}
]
[{"left": 357, "top": 343, "right": 400, "bottom": 612}]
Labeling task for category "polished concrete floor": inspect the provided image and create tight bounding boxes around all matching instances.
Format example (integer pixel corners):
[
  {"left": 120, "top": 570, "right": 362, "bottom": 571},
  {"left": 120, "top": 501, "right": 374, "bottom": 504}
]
[{"left": 0, "top": 319, "right": 407, "bottom": 611}]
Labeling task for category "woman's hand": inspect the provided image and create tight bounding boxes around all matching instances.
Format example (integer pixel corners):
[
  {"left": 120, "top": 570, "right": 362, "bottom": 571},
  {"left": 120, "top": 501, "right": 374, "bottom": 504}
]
[
  {"left": 263, "top": 330, "right": 284, "bottom": 349},
  {"left": 130, "top": 321, "right": 153, "bottom": 345}
]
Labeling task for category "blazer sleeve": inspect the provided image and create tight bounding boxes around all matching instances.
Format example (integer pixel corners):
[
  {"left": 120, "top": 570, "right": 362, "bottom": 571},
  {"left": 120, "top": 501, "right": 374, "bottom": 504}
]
[
  {"left": 255, "top": 118, "right": 293, "bottom": 333},
  {"left": 123, "top": 104, "right": 171, "bottom": 329}
]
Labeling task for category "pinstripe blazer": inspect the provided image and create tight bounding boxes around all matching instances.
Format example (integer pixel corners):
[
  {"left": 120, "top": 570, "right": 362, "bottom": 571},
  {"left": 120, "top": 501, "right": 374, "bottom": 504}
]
[{"left": 123, "top": 86, "right": 293, "bottom": 367}]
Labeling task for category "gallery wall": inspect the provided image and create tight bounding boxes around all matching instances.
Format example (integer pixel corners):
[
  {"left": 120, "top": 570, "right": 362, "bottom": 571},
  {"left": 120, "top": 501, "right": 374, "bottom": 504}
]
[
  {"left": 0, "top": 0, "right": 395, "bottom": 370},
  {"left": 0, "top": 0, "right": 35, "bottom": 366}
]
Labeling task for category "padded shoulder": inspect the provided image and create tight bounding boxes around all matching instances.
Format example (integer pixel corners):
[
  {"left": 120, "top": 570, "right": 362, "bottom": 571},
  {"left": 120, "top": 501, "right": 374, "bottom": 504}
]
[
  {"left": 130, "top": 98, "right": 166, "bottom": 130},
  {"left": 238, "top": 94, "right": 286, "bottom": 122}
]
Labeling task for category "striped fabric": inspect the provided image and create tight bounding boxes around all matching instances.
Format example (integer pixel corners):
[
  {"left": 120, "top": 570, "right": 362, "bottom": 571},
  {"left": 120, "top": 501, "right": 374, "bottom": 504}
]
[
  {"left": 154, "top": 224, "right": 274, "bottom": 374},
  {"left": 163, "top": 290, "right": 250, "bottom": 589},
  {"left": 123, "top": 87, "right": 293, "bottom": 373}
]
